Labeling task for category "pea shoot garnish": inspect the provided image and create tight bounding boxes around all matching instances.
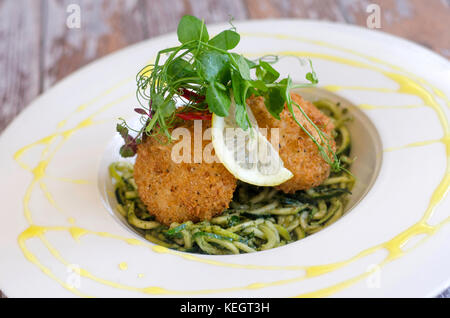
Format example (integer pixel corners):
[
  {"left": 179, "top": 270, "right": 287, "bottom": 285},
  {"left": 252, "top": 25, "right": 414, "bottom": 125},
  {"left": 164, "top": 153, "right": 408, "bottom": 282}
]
[{"left": 117, "top": 15, "right": 341, "bottom": 172}]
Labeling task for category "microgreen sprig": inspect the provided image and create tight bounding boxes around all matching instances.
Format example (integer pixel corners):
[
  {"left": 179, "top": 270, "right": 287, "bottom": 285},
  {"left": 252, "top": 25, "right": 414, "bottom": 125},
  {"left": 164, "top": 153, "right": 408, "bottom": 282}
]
[{"left": 117, "top": 15, "right": 340, "bottom": 172}]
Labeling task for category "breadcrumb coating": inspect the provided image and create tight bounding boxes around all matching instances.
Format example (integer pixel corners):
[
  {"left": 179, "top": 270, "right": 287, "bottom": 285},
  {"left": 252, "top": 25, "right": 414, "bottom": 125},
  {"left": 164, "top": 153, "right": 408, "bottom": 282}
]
[
  {"left": 134, "top": 120, "right": 237, "bottom": 226},
  {"left": 247, "top": 93, "right": 335, "bottom": 193}
]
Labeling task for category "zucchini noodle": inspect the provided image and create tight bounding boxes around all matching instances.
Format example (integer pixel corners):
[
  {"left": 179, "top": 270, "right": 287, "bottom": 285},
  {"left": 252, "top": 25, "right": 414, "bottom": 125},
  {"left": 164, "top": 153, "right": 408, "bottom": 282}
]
[{"left": 109, "top": 99, "right": 354, "bottom": 255}]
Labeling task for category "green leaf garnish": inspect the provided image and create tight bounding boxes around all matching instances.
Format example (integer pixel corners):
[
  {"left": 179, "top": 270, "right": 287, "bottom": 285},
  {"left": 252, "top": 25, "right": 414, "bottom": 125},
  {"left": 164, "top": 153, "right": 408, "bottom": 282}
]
[
  {"left": 206, "top": 82, "right": 231, "bottom": 117},
  {"left": 116, "top": 123, "right": 129, "bottom": 140},
  {"left": 117, "top": 14, "right": 341, "bottom": 172},
  {"left": 231, "top": 70, "right": 250, "bottom": 129},
  {"left": 249, "top": 80, "right": 268, "bottom": 92},
  {"left": 265, "top": 87, "right": 285, "bottom": 120},
  {"left": 197, "top": 51, "right": 230, "bottom": 83},
  {"left": 167, "top": 57, "right": 196, "bottom": 81},
  {"left": 232, "top": 53, "right": 251, "bottom": 80},
  {"left": 208, "top": 30, "right": 240, "bottom": 50},
  {"left": 161, "top": 99, "right": 176, "bottom": 118},
  {"left": 305, "top": 59, "right": 318, "bottom": 84},
  {"left": 257, "top": 60, "right": 280, "bottom": 84},
  {"left": 116, "top": 124, "right": 138, "bottom": 157},
  {"left": 177, "top": 15, "right": 209, "bottom": 43}
]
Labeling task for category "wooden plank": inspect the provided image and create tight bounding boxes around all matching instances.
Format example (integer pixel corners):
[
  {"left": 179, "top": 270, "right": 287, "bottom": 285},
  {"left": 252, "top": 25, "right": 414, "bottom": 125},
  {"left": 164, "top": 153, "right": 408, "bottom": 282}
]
[
  {"left": 0, "top": 0, "right": 41, "bottom": 132},
  {"left": 42, "top": 0, "right": 146, "bottom": 90},
  {"left": 244, "top": 0, "right": 288, "bottom": 18},
  {"left": 337, "top": 0, "right": 450, "bottom": 58},
  {"left": 245, "top": 0, "right": 347, "bottom": 21},
  {"left": 187, "top": 0, "right": 248, "bottom": 23},
  {"left": 142, "top": 0, "right": 248, "bottom": 39},
  {"left": 141, "top": 0, "right": 190, "bottom": 38}
]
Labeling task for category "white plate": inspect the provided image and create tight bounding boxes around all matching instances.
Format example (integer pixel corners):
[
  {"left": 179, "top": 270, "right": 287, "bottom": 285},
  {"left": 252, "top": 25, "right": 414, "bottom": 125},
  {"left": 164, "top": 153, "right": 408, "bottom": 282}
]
[{"left": 0, "top": 20, "right": 449, "bottom": 298}]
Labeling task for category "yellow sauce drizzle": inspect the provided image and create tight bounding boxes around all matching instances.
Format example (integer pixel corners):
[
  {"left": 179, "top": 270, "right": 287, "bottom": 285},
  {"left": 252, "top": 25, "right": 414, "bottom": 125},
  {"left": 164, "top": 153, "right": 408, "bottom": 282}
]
[
  {"left": 357, "top": 104, "right": 423, "bottom": 110},
  {"left": 50, "top": 177, "right": 91, "bottom": 185},
  {"left": 243, "top": 32, "right": 450, "bottom": 109},
  {"left": 384, "top": 138, "right": 444, "bottom": 152},
  {"left": 119, "top": 262, "right": 128, "bottom": 271},
  {"left": 13, "top": 33, "right": 450, "bottom": 298}
]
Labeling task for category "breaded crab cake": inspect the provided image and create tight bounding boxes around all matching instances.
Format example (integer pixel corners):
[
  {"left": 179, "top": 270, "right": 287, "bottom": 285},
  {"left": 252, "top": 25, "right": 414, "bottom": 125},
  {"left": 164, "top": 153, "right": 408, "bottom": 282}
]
[
  {"left": 134, "top": 120, "right": 237, "bottom": 225},
  {"left": 247, "top": 93, "right": 336, "bottom": 193}
]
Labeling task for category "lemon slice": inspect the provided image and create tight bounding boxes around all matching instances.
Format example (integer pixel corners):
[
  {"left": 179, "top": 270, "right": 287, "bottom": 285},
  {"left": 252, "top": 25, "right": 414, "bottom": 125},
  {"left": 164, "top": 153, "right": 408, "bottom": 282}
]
[{"left": 211, "top": 99, "right": 293, "bottom": 186}]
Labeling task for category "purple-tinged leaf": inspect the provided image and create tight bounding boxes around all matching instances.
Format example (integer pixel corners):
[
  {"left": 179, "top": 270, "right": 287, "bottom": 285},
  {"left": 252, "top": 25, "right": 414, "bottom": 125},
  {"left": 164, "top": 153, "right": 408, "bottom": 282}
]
[
  {"left": 134, "top": 108, "right": 149, "bottom": 116},
  {"left": 116, "top": 124, "right": 129, "bottom": 139},
  {"left": 120, "top": 144, "right": 136, "bottom": 157},
  {"left": 116, "top": 123, "right": 139, "bottom": 157}
]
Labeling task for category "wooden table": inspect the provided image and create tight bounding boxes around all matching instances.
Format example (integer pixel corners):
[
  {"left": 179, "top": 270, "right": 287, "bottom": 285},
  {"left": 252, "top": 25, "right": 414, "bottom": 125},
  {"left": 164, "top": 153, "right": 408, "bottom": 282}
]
[{"left": 0, "top": 0, "right": 449, "bottom": 298}]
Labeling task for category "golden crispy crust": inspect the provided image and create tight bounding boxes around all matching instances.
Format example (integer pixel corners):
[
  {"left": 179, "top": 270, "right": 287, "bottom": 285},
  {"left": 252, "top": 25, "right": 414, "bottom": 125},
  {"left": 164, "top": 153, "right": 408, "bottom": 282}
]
[
  {"left": 247, "top": 93, "right": 336, "bottom": 193},
  {"left": 134, "top": 120, "right": 237, "bottom": 226}
]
